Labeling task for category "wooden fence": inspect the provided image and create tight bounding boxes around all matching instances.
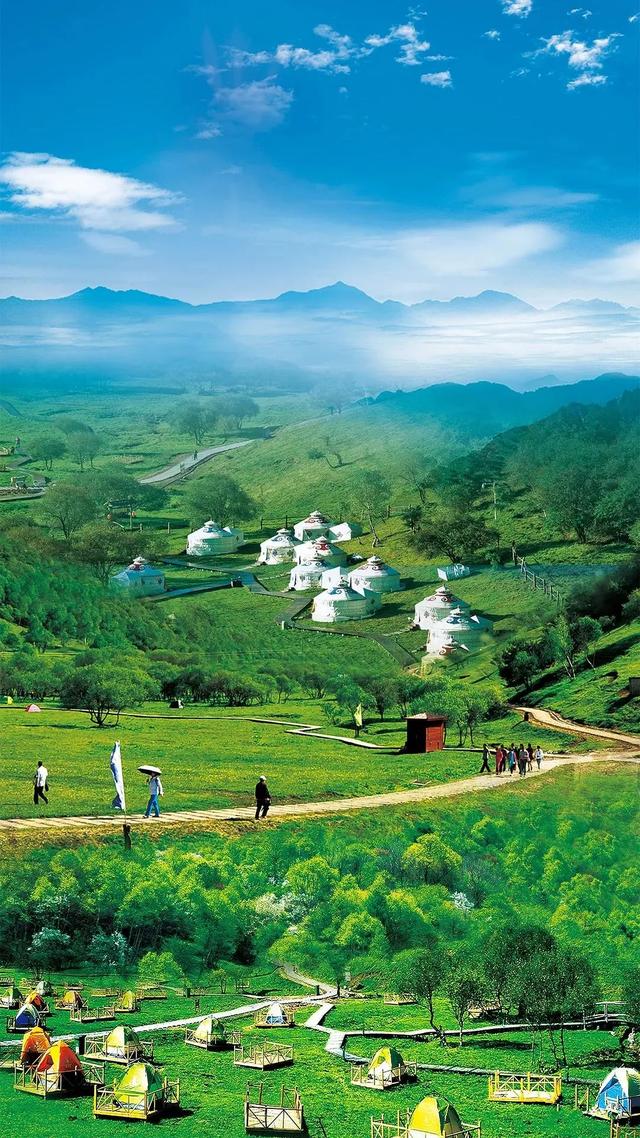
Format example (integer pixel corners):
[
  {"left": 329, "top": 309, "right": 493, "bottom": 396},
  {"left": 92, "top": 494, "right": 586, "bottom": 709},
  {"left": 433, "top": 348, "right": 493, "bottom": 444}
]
[{"left": 512, "top": 547, "right": 563, "bottom": 606}]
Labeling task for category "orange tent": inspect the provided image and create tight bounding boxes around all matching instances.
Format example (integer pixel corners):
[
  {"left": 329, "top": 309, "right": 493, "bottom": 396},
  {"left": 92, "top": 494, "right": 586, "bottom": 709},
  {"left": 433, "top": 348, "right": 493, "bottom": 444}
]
[
  {"left": 35, "top": 1041, "right": 84, "bottom": 1091},
  {"left": 20, "top": 1026, "right": 51, "bottom": 1066}
]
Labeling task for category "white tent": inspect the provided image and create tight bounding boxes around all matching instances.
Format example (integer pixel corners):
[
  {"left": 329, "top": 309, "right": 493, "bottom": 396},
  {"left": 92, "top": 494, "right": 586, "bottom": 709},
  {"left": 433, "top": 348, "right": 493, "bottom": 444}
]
[
  {"left": 349, "top": 556, "right": 402, "bottom": 595},
  {"left": 110, "top": 557, "right": 165, "bottom": 597},
  {"left": 320, "top": 566, "right": 350, "bottom": 589},
  {"left": 312, "top": 584, "right": 380, "bottom": 623},
  {"left": 293, "top": 511, "right": 332, "bottom": 542},
  {"left": 258, "top": 528, "right": 300, "bottom": 565},
  {"left": 186, "top": 520, "right": 245, "bottom": 556},
  {"left": 294, "top": 536, "right": 347, "bottom": 568},
  {"left": 328, "top": 521, "right": 363, "bottom": 542},
  {"left": 437, "top": 564, "right": 471, "bottom": 581},
  {"left": 425, "top": 609, "right": 491, "bottom": 656},
  {"left": 414, "top": 586, "right": 469, "bottom": 630},
  {"left": 288, "top": 557, "right": 327, "bottom": 591}
]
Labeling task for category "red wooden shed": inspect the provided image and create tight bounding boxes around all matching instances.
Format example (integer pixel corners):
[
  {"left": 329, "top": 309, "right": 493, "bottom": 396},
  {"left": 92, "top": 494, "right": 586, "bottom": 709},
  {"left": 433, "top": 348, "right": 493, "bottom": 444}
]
[{"left": 404, "top": 713, "right": 447, "bottom": 753}]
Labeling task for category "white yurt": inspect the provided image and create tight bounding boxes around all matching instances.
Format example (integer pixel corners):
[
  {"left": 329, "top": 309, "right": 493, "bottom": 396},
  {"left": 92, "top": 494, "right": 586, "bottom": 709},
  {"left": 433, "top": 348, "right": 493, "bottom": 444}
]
[
  {"left": 320, "top": 566, "right": 350, "bottom": 589},
  {"left": 414, "top": 586, "right": 469, "bottom": 630},
  {"left": 312, "top": 584, "right": 380, "bottom": 623},
  {"left": 110, "top": 557, "right": 165, "bottom": 597},
  {"left": 349, "top": 556, "right": 402, "bottom": 596},
  {"left": 258, "top": 528, "right": 300, "bottom": 565},
  {"left": 437, "top": 564, "right": 471, "bottom": 582},
  {"left": 425, "top": 609, "right": 491, "bottom": 656},
  {"left": 186, "top": 520, "right": 245, "bottom": 556},
  {"left": 328, "top": 521, "right": 363, "bottom": 542},
  {"left": 294, "top": 536, "right": 347, "bottom": 568},
  {"left": 293, "top": 511, "right": 333, "bottom": 542},
  {"left": 289, "top": 556, "right": 327, "bottom": 591}
]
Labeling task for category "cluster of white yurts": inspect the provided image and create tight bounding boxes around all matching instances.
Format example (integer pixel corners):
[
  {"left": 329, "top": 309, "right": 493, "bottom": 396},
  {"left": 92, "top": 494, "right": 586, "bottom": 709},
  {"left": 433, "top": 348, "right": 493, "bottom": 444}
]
[
  {"left": 413, "top": 584, "right": 491, "bottom": 656},
  {"left": 258, "top": 510, "right": 403, "bottom": 624}
]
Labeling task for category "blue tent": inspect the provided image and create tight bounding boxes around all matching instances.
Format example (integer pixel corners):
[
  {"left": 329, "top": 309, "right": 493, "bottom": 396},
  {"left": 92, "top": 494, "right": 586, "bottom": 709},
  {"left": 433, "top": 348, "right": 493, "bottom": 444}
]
[
  {"left": 14, "top": 1002, "right": 41, "bottom": 1029},
  {"left": 593, "top": 1067, "right": 640, "bottom": 1119}
]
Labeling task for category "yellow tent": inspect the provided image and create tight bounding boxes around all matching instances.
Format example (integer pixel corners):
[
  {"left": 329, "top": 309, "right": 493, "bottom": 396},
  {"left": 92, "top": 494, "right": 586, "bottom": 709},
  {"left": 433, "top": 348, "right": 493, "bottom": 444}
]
[
  {"left": 193, "top": 1016, "right": 226, "bottom": 1043},
  {"left": 118, "top": 990, "right": 138, "bottom": 1011},
  {"left": 105, "top": 1024, "right": 138, "bottom": 1058},
  {"left": 60, "top": 989, "right": 85, "bottom": 1010},
  {"left": 26, "top": 990, "right": 48, "bottom": 1011},
  {"left": 408, "top": 1097, "right": 465, "bottom": 1138},
  {"left": 19, "top": 1026, "right": 51, "bottom": 1066},
  {"left": 114, "top": 1062, "right": 164, "bottom": 1110},
  {"left": 369, "top": 1046, "right": 405, "bottom": 1076}
]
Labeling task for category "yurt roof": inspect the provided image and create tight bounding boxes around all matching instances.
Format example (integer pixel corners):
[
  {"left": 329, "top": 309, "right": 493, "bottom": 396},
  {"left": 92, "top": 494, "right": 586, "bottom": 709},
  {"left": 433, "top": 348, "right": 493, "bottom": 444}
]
[
  {"left": 194, "top": 1016, "right": 225, "bottom": 1041},
  {"left": 419, "top": 586, "right": 462, "bottom": 606},
  {"left": 598, "top": 1067, "right": 640, "bottom": 1099},
  {"left": 369, "top": 1046, "right": 404, "bottom": 1071},
  {"left": 115, "top": 1061, "right": 163, "bottom": 1097},
  {"left": 36, "top": 1041, "right": 82, "bottom": 1075},
  {"left": 317, "top": 585, "right": 363, "bottom": 603},
  {"left": 355, "top": 557, "right": 398, "bottom": 575},
  {"left": 301, "top": 510, "right": 329, "bottom": 524},
  {"left": 265, "top": 528, "right": 298, "bottom": 544},
  {"left": 408, "top": 1096, "right": 463, "bottom": 1137},
  {"left": 106, "top": 1024, "right": 137, "bottom": 1050},
  {"left": 124, "top": 557, "right": 159, "bottom": 575},
  {"left": 20, "top": 1026, "right": 51, "bottom": 1061}
]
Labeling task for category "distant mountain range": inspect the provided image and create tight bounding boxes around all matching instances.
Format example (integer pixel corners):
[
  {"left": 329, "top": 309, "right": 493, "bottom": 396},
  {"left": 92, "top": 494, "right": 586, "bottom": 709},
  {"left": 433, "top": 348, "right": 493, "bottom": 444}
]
[{"left": 1, "top": 282, "right": 638, "bottom": 391}]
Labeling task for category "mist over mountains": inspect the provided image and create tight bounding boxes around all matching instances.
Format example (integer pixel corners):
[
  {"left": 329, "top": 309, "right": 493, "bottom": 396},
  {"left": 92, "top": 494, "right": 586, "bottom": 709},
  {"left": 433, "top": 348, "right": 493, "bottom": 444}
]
[{"left": 1, "top": 282, "right": 638, "bottom": 392}]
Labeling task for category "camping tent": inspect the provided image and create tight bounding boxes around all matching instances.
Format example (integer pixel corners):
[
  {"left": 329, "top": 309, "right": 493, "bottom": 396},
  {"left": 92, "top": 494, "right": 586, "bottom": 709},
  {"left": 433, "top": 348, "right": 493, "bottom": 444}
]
[
  {"left": 104, "top": 1024, "right": 140, "bottom": 1060},
  {"left": 59, "top": 989, "right": 85, "bottom": 1010},
  {"left": 14, "top": 1002, "right": 41, "bottom": 1029},
  {"left": 26, "top": 990, "right": 48, "bottom": 1012},
  {"left": 368, "top": 1046, "right": 407, "bottom": 1079},
  {"left": 34, "top": 979, "right": 53, "bottom": 996},
  {"left": 19, "top": 1026, "right": 51, "bottom": 1067},
  {"left": 0, "top": 985, "right": 22, "bottom": 1008},
  {"left": 593, "top": 1067, "right": 640, "bottom": 1119},
  {"left": 312, "top": 584, "right": 380, "bottom": 623},
  {"left": 109, "top": 556, "right": 165, "bottom": 597},
  {"left": 349, "top": 556, "right": 402, "bottom": 596},
  {"left": 264, "top": 1003, "right": 288, "bottom": 1026},
  {"left": 118, "top": 989, "right": 139, "bottom": 1011},
  {"left": 258, "top": 528, "right": 300, "bottom": 565},
  {"left": 192, "top": 1016, "right": 227, "bottom": 1044},
  {"left": 186, "top": 520, "right": 245, "bottom": 556},
  {"left": 34, "top": 1041, "right": 83, "bottom": 1093},
  {"left": 25, "top": 704, "right": 41, "bottom": 713},
  {"left": 114, "top": 1062, "right": 164, "bottom": 1110},
  {"left": 407, "top": 1096, "right": 465, "bottom": 1137}
]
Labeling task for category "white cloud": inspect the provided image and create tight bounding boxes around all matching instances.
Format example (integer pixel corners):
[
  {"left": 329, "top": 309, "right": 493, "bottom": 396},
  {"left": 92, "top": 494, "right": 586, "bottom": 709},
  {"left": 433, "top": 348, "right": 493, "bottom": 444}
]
[
  {"left": 542, "top": 30, "right": 620, "bottom": 70},
  {"left": 501, "top": 0, "right": 533, "bottom": 16},
  {"left": 569, "top": 8, "right": 593, "bottom": 18},
  {"left": 484, "top": 30, "right": 501, "bottom": 40},
  {"left": 221, "top": 165, "right": 242, "bottom": 176},
  {"left": 214, "top": 77, "right": 294, "bottom": 129},
  {"left": 394, "top": 220, "right": 561, "bottom": 276},
  {"left": 227, "top": 24, "right": 353, "bottom": 74},
  {"left": 364, "top": 22, "right": 431, "bottom": 65},
  {"left": 567, "top": 72, "right": 607, "bottom": 88},
  {"left": 195, "top": 120, "right": 223, "bottom": 140},
  {"left": 0, "top": 153, "right": 180, "bottom": 231},
  {"left": 582, "top": 240, "right": 640, "bottom": 281},
  {"left": 630, "top": 12, "right": 640, "bottom": 23},
  {"left": 80, "top": 232, "right": 147, "bottom": 256},
  {"left": 420, "top": 70, "right": 453, "bottom": 88},
  {"left": 491, "top": 185, "right": 598, "bottom": 208}
]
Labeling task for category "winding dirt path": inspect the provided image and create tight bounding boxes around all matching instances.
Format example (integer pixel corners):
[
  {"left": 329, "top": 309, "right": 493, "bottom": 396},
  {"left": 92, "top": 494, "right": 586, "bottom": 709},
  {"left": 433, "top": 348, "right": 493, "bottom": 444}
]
[
  {"left": 515, "top": 705, "right": 640, "bottom": 748},
  {"left": 1, "top": 752, "right": 638, "bottom": 836}
]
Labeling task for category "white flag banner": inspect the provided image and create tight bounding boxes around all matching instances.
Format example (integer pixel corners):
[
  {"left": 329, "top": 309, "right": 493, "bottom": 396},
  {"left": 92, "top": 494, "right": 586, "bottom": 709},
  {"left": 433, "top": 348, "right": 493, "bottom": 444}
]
[{"left": 110, "top": 741, "right": 126, "bottom": 812}]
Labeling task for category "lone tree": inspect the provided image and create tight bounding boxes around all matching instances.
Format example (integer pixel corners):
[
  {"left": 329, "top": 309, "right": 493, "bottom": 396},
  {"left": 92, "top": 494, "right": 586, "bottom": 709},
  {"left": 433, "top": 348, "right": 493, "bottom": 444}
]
[
  {"left": 29, "top": 433, "right": 67, "bottom": 470},
  {"left": 348, "top": 468, "right": 391, "bottom": 546},
  {"left": 412, "top": 510, "right": 498, "bottom": 563},
  {"left": 388, "top": 945, "right": 448, "bottom": 1041},
  {"left": 67, "top": 429, "right": 101, "bottom": 471},
  {"left": 40, "top": 481, "right": 98, "bottom": 540},
  {"left": 60, "top": 661, "right": 156, "bottom": 726},
  {"left": 174, "top": 401, "right": 218, "bottom": 447},
  {"left": 185, "top": 473, "right": 257, "bottom": 528}
]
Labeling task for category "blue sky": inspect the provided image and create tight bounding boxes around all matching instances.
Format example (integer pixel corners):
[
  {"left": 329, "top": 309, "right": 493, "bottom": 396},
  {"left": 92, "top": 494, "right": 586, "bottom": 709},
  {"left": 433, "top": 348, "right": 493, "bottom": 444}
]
[{"left": 1, "top": 0, "right": 638, "bottom": 304}]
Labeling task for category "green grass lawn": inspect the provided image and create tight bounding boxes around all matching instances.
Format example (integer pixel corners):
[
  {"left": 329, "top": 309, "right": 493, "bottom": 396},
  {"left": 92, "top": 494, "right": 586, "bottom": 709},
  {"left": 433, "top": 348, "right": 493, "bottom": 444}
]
[{"left": 0, "top": 1000, "right": 619, "bottom": 1138}]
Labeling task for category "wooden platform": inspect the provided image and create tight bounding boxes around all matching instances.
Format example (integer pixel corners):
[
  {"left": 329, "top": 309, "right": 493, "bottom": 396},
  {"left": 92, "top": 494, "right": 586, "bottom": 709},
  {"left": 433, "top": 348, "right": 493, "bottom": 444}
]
[
  {"left": 83, "top": 1036, "right": 154, "bottom": 1065},
  {"left": 14, "top": 1062, "right": 104, "bottom": 1099},
  {"left": 488, "top": 1072, "right": 562, "bottom": 1105},
  {"left": 351, "top": 1062, "right": 417, "bottom": 1090},
  {"left": 371, "top": 1112, "right": 481, "bottom": 1138},
  {"left": 70, "top": 1004, "right": 115, "bottom": 1023},
  {"left": 185, "top": 1026, "right": 241, "bottom": 1050},
  {"left": 93, "top": 1079, "right": 180, "bottom": 1120},
  {"left": 235, "top": 1043, "right": 294, "bottom": 1070},
  {"left": 254, "top": 1007, "right": 296, "bottom": 1028},
  {"left": 244, "top": 1084, "right": 304, "bottom": 1133}
]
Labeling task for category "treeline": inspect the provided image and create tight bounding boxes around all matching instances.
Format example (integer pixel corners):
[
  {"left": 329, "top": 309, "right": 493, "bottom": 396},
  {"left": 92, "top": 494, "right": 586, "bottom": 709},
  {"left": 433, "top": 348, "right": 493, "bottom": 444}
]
[{"left": 1, "top": 770, "right": 637, "bottom": 1035}]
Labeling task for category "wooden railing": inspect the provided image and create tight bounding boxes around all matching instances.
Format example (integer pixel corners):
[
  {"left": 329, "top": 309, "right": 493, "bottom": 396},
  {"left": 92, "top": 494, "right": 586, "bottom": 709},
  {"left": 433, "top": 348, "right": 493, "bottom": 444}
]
[
  {"left": 488, "top": 1071, "right": 562, "bottom": 1103},
  {"left": 83, "top": 1036, "right": 154, "bottom": 1062},
  {"left": 93, "top": 1078, "right": 179, "bottom": 1119},
  {"left": 351, "top": 1062, "right": 417, "bottom": 1089},
  {"left": 370, "top": 1112, "right": 481, "bottom": 1138},
  {"left": 244, "top": 1083, "right": 304, "bottom": 1133},
  {"left": 234, "top": 1043, "right": 294, "bottom": 1069},
  {"left": 70, "top": 1004, "right": 115, "bottom": 1023}
]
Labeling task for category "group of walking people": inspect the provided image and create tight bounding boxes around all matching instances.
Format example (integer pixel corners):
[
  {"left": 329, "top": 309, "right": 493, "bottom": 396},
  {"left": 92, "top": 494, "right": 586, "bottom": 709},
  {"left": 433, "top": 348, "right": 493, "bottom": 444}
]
[{"left": 479, "top": 741, "right": 544, "bottom": 777}]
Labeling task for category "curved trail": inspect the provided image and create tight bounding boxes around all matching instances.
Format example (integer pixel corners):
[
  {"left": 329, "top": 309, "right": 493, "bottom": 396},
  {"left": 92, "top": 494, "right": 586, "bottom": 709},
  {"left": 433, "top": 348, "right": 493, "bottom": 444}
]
[
  {"left": 138, "top": 440, "right": 253, "bottom": 485},
  {"left": 1, "top": 752, "right": 638, "bottom": 835},
  {"left": 515, "top": 704, "right": 640, "bottom": 748}
]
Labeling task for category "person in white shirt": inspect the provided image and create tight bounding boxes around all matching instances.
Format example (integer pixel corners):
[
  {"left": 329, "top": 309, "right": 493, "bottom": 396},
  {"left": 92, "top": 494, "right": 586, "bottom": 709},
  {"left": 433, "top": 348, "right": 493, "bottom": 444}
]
[
  {"left": 144, "top": 773, "right": 163, "bottom": 818},
  {"left": 33, "top": 761, "right": 49, "bottom": 805},
  {"left": 534, "top": 746, "right": 544, "bottom": 770}
]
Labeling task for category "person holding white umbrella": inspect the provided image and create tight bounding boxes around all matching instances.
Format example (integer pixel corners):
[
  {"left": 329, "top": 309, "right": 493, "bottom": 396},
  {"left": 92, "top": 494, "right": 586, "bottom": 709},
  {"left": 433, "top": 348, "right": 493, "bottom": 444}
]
[{"left": 139, "top": 764, "right": 163, "bottom": 818}]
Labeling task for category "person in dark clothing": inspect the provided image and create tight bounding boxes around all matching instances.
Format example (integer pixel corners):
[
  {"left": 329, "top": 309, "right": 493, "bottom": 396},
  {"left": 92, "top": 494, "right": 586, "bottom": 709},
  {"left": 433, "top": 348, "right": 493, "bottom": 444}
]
[
  {"left": 479, "top": 744, "right": 491, "bottom": 774},
  {"left": 255, "top": 776, "right": 271, "bottom": 820},
  {"left": 33, "top": 760, "right": 49, "bottom": 805}
]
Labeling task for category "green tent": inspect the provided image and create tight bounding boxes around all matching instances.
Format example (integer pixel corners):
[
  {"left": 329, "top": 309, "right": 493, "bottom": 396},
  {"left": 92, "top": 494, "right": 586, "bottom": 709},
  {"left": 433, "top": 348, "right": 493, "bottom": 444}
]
[
  {"left": 114, "top": 1062, "right": 164, "bottom": 1110},
  {"left": 0, "top": 985, "right": 22, "bottom": 1008},
  {"left": 105, "top": 1024, "right": 138, "bottom": 1058},
  {"left": 193, "top": 1016, "right": 226, "bottom": 1043},
  {"left": 369, "top": 1046, "right": 405, "bottom": 1075}
]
